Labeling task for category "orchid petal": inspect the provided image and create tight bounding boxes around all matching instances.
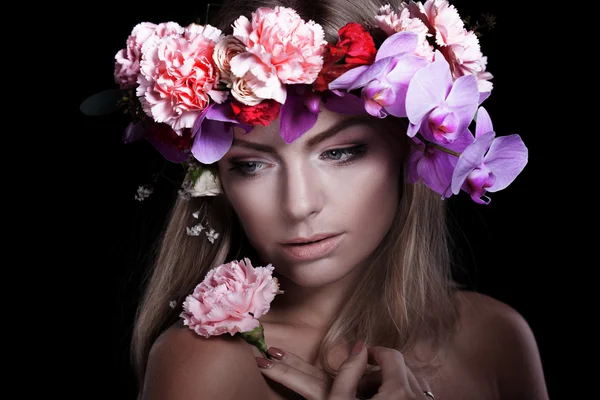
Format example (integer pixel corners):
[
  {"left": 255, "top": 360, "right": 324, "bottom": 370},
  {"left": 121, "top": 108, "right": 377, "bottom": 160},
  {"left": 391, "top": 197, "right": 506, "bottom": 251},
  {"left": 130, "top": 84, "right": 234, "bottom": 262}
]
[
  {"left": 123, "top": 121, "right": 146, "bottom": 144},
  {"left": 305, "top": 91, "right": 321, "bottom": 114},
  {"left": 327, "top": 65, "right": 369, "bottom": 91},
  {"left": 375, "top": 31, "right": 419, "bottom": 61},
  {"left": 206, "top": 102, "right": 242, "bottom": 124},
  {"left": 444, "top": 74, "right": 480, "bottom": 135},
  {"left": 406, "top": 51, "right": 452, "bottom": 125},
  {"left": 446, "top": 128, "right": 475, "bottom": 153},
  {"left": 479, "top": 91, "right": 491, "bottom": 104},
  {"left": 415, "top": 149, "right": 455, "bottom": 197},
  {"left": 451, "top": 131, "right": 495, "bottom": 194},
  {"left": 383, "top": 55, "right": 429, "bottom": 118},
  {"left": 484, "top": 134, "right": 528, "bottom": 192},
  {"left": 363, "top": 97, "right": 387, "bottom": 118},
  {"left": 145, "top": 123, "right": 191, "bottom": 164},
  {"left": 407, "top": 122, "right": 420, "bottom": 138},
  {"left": 322, "top": 92, "right": 368, "bottom": 115},
  {"left": 385, "top": 53, "right": 429, "bottom": 85},
  {"left": 192, "top": 103, "right": 216, "bottom": 138},
  {"left": 330, "top": 58, "right": 393, "bottom": 93},
  {"left": 279, "top": 87, "right": 318, "bottom": 143},
  {"left": 191, "top": 119, "right": 234, "bottom": 164},
  {"left": 474, "top": 107, "right": 494, "bottom": 139}
]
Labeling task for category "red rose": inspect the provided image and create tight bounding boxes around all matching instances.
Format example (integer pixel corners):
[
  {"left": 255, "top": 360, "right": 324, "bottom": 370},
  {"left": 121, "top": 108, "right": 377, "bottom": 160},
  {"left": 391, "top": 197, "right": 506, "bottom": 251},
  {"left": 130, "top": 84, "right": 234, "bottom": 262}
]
[{"left": 231, "top": 99, "right": 281, "bottom": 126}]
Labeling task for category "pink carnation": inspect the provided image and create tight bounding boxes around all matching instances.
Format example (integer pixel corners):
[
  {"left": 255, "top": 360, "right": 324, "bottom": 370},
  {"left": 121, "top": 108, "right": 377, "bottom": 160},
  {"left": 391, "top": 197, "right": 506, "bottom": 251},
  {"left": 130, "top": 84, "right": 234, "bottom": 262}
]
[
  {"left": 375, "top": 4, "right": 434, "bottom": 61},
  {"left": 114, "top": 22, "right": 158, "bottom": 89},
  {"left": 229, "top": 6, "right": 327, "bottom": 104},
  {"left": 180, "top": 258, "right": 282, "bottom": 337},
  {"left": 409, "top": 0, "right": 492, "bottom": 92},
  {"left": 136, "top": 23, "right": 226, "bottom": 134}
]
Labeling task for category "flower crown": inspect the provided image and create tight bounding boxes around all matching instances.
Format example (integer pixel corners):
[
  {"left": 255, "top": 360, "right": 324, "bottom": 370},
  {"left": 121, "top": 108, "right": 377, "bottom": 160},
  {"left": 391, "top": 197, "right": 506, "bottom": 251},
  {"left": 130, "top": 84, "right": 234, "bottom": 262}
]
[{"left": 81, "top": 0, "right": 527, "bottom": 205}]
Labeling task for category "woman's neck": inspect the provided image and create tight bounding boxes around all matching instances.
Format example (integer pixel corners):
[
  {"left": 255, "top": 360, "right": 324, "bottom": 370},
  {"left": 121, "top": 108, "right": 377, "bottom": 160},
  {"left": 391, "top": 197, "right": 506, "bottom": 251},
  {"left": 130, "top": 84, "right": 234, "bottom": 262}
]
[{"left": 262, "top": 267, "right": 362, "bottom": 332}]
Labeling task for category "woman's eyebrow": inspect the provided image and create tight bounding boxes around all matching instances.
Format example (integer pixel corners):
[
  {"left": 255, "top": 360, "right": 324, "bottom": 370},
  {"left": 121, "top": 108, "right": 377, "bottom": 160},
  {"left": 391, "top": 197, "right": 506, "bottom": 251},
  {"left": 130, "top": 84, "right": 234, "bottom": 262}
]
[
  {"left": 230, "top": 116, "right": 371, "bottom": 152},
  {"left": 230, "top": 138, "right": 276, "bottom": 153},
  {"left": 305, "top": 116, "right": 371, "bottom": 148}
]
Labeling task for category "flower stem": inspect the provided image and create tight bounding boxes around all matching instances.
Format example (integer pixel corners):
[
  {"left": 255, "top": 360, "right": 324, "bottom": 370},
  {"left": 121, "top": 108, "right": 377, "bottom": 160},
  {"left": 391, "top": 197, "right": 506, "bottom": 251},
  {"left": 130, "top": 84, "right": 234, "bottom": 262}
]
[{"left": 414, "top": 133, "right": 461, "bottom": 158}]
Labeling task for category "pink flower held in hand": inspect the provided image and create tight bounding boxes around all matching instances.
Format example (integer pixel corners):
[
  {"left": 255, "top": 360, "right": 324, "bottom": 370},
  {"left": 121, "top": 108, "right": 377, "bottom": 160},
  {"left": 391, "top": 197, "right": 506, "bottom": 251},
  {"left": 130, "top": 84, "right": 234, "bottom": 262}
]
[{"left": 180, "top": 258, "right": 282, "bottom": 341}]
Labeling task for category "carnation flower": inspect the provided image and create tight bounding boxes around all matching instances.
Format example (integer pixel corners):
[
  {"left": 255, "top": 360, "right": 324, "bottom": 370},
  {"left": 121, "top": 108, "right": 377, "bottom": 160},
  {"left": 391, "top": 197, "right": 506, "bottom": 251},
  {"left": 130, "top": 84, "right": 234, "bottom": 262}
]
[
  {"left": 136, "top": 23, "right": 225, "bottom": 135},
  {"left": 180, "top": 258, "right": 283, "bottom": 354},
  {"left": 114, "top": 22, "right": 158, "bottom": 89},
  {"left": 229, "top": 6, "right": 327, "bottom": 105},
  {"left": 375, "top": 4, "right": 433, "bottom": 61}
]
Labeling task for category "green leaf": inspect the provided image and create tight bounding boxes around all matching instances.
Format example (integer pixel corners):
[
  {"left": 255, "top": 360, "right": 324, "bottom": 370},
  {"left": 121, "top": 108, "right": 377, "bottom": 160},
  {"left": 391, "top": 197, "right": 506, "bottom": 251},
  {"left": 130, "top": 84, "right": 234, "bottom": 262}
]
[{"left": 79, "top": 89, "right": 124, "bottom": 116}]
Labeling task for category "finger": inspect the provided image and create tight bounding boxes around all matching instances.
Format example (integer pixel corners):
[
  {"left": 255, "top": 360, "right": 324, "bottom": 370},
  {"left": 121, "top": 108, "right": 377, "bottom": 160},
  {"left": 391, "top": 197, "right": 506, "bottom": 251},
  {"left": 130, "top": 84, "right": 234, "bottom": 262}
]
[
  {"left": 267, "top": 347, "right": 329, "bottom": 382},
  {"left": 366, "top": 346, "right": 409, "bottom": 391},
  {"left": 329, "top": 340, "right": 368, "bottom": 399},
  {"left": 256, "top": 357, "right": 328, "bottom": 400},
  {"left": 416, "top": 376, "right": 434, "bottom": 399},
  {"left": 404, "top": 366, "right": 421, "bottom": 397}
]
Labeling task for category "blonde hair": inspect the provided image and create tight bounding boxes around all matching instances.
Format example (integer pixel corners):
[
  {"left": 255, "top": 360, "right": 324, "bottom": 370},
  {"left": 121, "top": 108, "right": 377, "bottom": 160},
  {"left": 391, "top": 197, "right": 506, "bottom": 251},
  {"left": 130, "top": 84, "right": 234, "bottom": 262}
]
[{"left": 130, "top": 0, "right": 460, "bottom": 390}]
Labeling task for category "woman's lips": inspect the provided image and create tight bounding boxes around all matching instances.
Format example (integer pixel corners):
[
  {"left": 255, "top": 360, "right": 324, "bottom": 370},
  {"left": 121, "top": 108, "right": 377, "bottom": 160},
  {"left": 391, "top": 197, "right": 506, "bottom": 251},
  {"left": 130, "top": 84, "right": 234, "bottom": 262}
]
[{"left": 280, "top": 234, "right": 343, "bottom": 260}]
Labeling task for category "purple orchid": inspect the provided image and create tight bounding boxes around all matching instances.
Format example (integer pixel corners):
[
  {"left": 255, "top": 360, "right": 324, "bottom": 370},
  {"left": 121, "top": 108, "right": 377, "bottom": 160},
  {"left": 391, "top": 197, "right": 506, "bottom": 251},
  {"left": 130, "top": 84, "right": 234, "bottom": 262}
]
[
  {"left": 123, "top": 120, "right": 192, "bottom": 163},
  {"left": 451, "top": 107, "right": 528, "bottom": 204},
  {"left": 328, "top": 31, "right": 428, "bottom": 118},
  {"left": 405, "top": 50, "right": 480, "bottom": 144},
  {"left": 191, "top": 103, "right": 252, "bottom": 164},
  {"left": 407, "top": 127, "right": 475, "bottom": 198},
  {"left": 279, "top": 85, "right": 321, "bottom": 143}
]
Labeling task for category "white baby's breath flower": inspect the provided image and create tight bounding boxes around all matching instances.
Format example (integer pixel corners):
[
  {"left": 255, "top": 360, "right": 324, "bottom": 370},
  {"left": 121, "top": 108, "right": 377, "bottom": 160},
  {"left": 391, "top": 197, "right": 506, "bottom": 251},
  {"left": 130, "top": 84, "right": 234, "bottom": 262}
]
[
  {"left": 192, "top": 210, "right": 201, "bottom": 219},
  {"left": 135, "top": 185, "right": 153, "bottom": 201},
  {"left": 169, "top": 300, "right": 177, "bottom": 308},
  {"left": 186, "top": 223, "right": 205, "bottom": 236},
  {"left": 205, "top": 228, "right": 220, "bottom": 243}
]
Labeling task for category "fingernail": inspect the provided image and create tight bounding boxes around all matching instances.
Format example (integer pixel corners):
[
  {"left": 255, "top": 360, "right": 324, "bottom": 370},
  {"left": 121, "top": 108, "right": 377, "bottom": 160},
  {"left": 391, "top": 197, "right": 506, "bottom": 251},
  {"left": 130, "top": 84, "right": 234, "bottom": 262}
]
[
  {"left": 268, "top": 347, "right": 285, "bottom": 360},
  {"left": 351, "top": 340, "right": 364, "bottom": 355},
  {"left": 256, "top": 357, "right": 273, "bottom": 368}
]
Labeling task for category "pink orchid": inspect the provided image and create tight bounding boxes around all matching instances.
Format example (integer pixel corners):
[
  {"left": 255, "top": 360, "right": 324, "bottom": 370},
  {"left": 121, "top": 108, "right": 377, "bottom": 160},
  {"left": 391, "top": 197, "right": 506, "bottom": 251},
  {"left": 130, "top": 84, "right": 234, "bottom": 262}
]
[
  {"left": 328, "top": 31, "right": 428, "bottom": 118},
  {"left": 405, "top": 50, "right": 479, "bottom": 142},
  {"left": 451, "top": 107, "right": 528, "bottom": 204}
]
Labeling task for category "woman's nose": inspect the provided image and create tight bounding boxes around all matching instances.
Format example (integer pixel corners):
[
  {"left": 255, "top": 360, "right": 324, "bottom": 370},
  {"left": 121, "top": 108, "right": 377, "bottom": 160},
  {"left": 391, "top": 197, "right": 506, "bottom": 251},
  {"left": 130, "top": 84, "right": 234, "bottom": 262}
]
[{"left": 280, "top": 162, "right": 324, "bottom": 221}]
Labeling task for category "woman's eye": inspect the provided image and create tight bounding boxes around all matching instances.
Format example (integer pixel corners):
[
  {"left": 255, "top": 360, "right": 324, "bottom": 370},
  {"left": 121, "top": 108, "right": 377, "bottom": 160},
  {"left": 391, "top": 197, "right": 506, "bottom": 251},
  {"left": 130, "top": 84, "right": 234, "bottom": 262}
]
[
  {"left": 324, "top": 150, "right": 345, "bottom": 160},
  {"left": 320, "top": 145, "right": 366, "bottom": 162},
  {"left": 230, "top": 161, "right": 265, "bottom": 175}
]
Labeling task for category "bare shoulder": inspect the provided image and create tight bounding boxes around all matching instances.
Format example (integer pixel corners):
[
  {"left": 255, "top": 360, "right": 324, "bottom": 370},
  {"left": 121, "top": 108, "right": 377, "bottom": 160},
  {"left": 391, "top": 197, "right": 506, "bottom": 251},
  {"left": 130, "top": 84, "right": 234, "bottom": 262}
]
[
  {"left": 453, "top": 290, "right": 549, "bottom": 400},
  {"left": 139, "top": 322, "right": 269, "bottom": 400}
]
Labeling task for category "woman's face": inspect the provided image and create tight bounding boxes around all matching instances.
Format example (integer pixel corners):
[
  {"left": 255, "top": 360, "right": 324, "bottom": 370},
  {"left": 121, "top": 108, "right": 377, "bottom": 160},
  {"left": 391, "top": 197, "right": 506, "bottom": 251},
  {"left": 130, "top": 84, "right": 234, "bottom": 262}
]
[{"left": 218, "top": 107, "right": 403, "bottom": 288}]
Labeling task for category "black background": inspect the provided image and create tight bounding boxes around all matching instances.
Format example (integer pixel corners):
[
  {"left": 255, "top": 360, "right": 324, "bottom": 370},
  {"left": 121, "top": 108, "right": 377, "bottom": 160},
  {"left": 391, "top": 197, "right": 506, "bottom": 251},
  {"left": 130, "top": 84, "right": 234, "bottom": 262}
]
[{"left": 70, "top": 1, "right": 575, "bottom": 398}]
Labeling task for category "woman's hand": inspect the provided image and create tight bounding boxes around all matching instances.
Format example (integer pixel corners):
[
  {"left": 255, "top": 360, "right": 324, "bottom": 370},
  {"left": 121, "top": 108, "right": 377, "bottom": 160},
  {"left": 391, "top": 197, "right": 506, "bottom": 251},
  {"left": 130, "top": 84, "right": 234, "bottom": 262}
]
[{"left": 255, "top": 341, "right": 434, "bottom": 400}]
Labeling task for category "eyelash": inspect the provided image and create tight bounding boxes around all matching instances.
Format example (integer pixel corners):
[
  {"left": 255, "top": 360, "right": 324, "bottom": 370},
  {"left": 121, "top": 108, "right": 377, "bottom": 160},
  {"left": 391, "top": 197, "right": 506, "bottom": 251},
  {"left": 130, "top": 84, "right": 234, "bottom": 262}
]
[{"left": 228, "top": 144, "right": 367, "bottom": 177}]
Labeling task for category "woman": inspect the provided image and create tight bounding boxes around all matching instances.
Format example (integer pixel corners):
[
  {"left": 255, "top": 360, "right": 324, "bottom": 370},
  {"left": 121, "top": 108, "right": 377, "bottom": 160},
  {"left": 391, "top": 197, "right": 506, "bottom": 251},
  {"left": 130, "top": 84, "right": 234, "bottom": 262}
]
[{"left": 109, "top": 0, "right": 549, "bottom": 398}]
